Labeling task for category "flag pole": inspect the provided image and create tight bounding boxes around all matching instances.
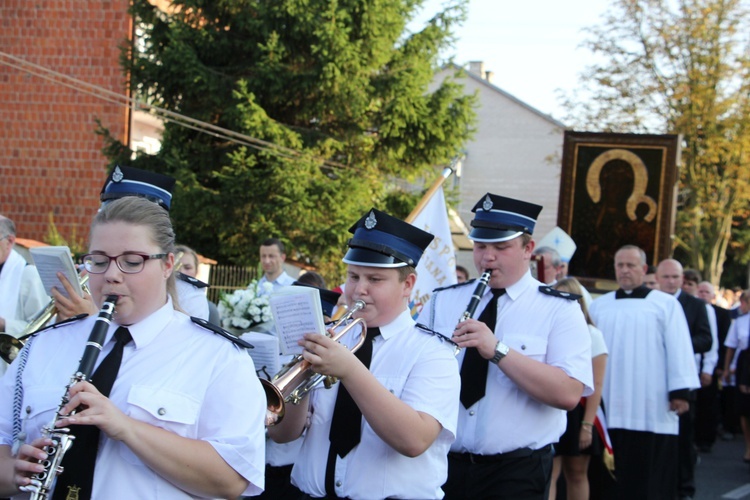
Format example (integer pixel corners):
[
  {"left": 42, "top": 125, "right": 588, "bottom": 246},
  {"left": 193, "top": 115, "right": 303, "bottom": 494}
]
[{"left": 405, "top": 161, "right": 456, "bottom": 224}]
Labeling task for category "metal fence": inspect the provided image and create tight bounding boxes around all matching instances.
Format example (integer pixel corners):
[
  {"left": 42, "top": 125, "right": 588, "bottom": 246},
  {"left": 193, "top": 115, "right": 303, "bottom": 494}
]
[{"left": 206, "top": 265, "right": 258, "bottom": 303}]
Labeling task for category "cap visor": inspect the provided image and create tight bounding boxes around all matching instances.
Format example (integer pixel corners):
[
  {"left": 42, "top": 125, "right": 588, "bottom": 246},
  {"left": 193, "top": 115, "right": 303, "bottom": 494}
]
[
  {"left": 342, "top": 247, "right": 407, "bottom": 268},
  {"left": 468, "top": 228, "right": 524, "bottom": 243}
]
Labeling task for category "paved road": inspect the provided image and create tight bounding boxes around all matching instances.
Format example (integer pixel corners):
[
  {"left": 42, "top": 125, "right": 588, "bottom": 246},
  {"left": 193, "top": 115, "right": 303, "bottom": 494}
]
[{"left": 696, "top": 434, "right": 750, "bottom": 499}]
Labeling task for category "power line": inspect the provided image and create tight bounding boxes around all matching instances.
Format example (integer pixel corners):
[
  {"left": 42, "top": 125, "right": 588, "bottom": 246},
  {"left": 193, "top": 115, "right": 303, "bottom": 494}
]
[{"left": 0, "top": 51, "right": 359, "bottom": 171}]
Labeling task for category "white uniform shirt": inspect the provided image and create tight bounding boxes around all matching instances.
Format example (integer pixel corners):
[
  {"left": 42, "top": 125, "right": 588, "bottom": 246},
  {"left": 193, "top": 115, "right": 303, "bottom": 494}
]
[
  {"left": 589, "top": 325, "right": 608, "bottom": 358},
  {"left": 258, "top": 272, "right": 295, "bottom": 295},
  {"left": 725, "top": 313, "right": 750, "bottom": 352},
  {"left": 590, "top": 288, "right": 700, "bottom": 435},
  {"left": 175, "top": 277, "right": 210, "bottom": 320},
  {"left": 418, "top": 270, "right": 594, "bottom": 454},
  {"left": 0, "top": 300, "right": 266, "bottom": 499},
  {"left": 291, "top": 308, "right": 460, "bottom": 499},
  {"left": 698, "top": 304, "right": 720, "bottom": 375}
]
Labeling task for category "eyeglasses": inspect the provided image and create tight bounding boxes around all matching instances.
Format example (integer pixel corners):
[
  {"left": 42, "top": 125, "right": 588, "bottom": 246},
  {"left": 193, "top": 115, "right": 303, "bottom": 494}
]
[{"left": 81, "top": 252, "right": 167, "bottom": 274}]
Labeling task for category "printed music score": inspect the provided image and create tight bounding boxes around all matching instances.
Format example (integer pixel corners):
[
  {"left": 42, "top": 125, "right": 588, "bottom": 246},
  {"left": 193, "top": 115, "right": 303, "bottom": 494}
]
[
  {"left": 269, "top": 285, "right": 326, "bottom": 355},
  {"left": 30, "top": 245, "right": 83, "bottom": 300},
  {"left": 239, "top": 332, "right": 281, "bottom": 379}
]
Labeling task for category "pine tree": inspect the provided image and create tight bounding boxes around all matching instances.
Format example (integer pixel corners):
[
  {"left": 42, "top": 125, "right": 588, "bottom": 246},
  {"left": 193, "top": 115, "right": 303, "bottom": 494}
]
[{"left": 102, "top": 0, "right": 475, "bottom": 279}]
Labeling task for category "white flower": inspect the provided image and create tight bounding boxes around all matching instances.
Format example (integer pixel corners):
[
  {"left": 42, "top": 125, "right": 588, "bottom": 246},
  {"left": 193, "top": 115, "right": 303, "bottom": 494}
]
[{"left": 220, "top": 279, "right": 272, "bottom": 332}]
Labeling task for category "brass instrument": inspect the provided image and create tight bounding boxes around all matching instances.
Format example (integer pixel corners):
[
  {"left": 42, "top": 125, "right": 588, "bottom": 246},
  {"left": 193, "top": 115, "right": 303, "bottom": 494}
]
[
  {"left": 262, "top": 300, "right": 367, "bottom": 426},
  {"left": 0, "top": 275, "right": 90, "bottom": 364},
  {"left": 19, "top": 295, "right": 118, "bottom": 500}
]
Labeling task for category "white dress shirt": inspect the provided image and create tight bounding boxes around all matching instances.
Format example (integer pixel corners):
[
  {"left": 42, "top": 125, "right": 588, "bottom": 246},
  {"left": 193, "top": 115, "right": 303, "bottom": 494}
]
[
  {"left": 698, "top": 303, "right": 720, "bottom": 375},
  {"left": 291, "top": 308, "right": 460, "bottom": 499},
  {"left": 418, "top": 270, "right": 594, "bottom": 455},
  {"left": 258, "top": 271, "right": 295, "bottom": 295},
  {"left": 0, "top": 299, "right": 266, "bottom": 499}
]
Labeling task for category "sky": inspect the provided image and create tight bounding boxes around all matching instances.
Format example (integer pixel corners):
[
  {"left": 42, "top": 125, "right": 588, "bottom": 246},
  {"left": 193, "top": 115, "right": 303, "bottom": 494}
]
[{"left": 412, "top": 0, "right": 613, "bottom": 120}]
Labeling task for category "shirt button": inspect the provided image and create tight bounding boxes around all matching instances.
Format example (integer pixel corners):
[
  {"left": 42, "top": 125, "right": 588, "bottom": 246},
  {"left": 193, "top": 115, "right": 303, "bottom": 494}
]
[
  {"left": 469, "top": 410, "right": 476, "bottom": 416},
  {"left": 336, "top": 481, "right": 342, "bottom": 487},
  {"left": 158, "top": 408, "right": 166, "bottom": 416}
]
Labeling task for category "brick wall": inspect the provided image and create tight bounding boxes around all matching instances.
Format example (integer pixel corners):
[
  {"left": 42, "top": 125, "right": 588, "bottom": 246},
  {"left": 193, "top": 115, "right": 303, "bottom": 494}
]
[{"left": 0, "top": 0, "right": 131, "bottom": 245}]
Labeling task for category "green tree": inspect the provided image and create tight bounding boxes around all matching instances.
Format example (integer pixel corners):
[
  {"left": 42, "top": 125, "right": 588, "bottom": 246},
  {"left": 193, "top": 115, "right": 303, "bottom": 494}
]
[
  {"left": 561, "top": 0, "right": 750, "bottom": 285},
  {"left": 101, "top": 0, "right": 475, "bottom": 280}
]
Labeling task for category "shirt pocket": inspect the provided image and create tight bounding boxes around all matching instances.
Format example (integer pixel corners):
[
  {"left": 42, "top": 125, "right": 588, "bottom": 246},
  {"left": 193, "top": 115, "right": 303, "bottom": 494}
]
[
  {"left": 119, "top": 385, "right": 201, "bottom": 465},
  {"left": 22, "top": 386, "right": 62, "bottom": 437},
  {"left": 375, "top": 375, "right": 408, "bottom": 399},
  {"left": 505, "top": 336, "right": 548, "bottom": 363}
]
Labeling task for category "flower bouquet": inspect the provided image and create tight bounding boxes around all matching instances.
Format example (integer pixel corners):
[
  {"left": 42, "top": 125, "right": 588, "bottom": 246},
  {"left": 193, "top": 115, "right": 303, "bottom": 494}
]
[{"left": 218, "top": 279, "right": 274, "bottom": 331}]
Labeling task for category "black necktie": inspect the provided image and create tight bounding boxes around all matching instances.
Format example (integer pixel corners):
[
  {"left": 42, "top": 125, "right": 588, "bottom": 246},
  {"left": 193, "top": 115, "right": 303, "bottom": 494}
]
[
  {"left": 53, "top": 327, "right": 132, "bottom": 500},
  {"left": 460, "top": 289, "right": 505, "bottom": 408},
  {"left": 325, "top": 326, "right": 380, "bottom": 496}
]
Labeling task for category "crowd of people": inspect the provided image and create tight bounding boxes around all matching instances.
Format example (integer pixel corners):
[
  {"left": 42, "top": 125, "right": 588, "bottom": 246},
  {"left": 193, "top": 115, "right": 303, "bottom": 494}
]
[{"left": 0, "top": 165, "right": 749, "bottom": 499}]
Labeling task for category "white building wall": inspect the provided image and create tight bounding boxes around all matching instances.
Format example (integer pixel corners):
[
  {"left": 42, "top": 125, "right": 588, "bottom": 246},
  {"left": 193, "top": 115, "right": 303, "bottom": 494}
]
[{"left": 432, "top": 65, "right": 566, "bottom": 243}]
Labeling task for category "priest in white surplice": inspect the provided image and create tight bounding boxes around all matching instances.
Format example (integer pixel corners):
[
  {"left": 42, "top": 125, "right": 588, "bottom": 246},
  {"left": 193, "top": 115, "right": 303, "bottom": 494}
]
[
  {"left": 0, "top": 215, "right": 48, "bottom": 376},
  {"left": 589, "top": 245, "right": 699, "bottom": 500}
]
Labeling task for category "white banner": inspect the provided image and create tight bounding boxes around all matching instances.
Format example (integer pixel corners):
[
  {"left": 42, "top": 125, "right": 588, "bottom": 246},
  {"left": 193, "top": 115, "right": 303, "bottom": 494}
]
[{"left": 409, "top": 187, "right": 456, "bottom": 317}]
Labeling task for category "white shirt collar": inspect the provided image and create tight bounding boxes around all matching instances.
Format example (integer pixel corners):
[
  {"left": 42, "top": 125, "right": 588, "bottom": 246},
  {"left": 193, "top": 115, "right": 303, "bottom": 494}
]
[
  {"left": 378, "top": 307, "right": 415, "bottom": 341},
  {"left": 112, "top": 296, "right": 174, "bottom": 350}
]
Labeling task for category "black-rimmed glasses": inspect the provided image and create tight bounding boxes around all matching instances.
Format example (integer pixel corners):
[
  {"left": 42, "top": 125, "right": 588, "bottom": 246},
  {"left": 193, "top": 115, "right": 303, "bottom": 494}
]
[{"left": 81, "top": 252, "right": 168, "bottom": 274}]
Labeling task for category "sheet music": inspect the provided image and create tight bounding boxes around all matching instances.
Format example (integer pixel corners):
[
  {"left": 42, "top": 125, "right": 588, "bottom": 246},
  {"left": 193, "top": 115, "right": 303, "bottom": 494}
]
[
  {"left": 240, "top": 332, "right": 281, "bottom": 380},
  {"left": 29, "top": 246, "right": 83, "bottom": 299},
  {"left": 270, "top": 286, "right": 325, "bottom": 355}
]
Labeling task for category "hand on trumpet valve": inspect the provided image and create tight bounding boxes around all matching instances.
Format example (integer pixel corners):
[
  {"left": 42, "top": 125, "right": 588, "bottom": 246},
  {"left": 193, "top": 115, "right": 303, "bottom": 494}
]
[{"left": 299, "top": 332, "right": 361, "bottom": 381}]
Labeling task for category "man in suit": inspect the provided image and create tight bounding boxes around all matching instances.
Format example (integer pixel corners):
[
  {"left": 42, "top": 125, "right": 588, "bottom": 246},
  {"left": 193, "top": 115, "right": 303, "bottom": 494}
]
[
  {"left": 656, "top": 259, "right": 712, "bottom": 500},
  {"left": 695, "top": 281, "right": 733, "bottom": 450}
]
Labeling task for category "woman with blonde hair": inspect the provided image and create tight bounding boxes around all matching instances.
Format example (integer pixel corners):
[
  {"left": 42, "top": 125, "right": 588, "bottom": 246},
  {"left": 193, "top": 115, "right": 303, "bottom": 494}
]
[{"left": 549, "top": 277, "right": 608, "bottom": 500}]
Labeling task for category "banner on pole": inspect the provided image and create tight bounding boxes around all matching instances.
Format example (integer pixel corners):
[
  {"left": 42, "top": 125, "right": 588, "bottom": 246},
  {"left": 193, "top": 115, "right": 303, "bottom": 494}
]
[{"left": 409, "top": 187, "right": 456, "bottom": 318}]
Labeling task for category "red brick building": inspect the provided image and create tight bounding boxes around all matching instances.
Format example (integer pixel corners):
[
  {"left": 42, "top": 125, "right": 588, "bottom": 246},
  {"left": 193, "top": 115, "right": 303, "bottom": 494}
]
[{"left": 0, "top": 0, "right": 132, "bottom": 244}]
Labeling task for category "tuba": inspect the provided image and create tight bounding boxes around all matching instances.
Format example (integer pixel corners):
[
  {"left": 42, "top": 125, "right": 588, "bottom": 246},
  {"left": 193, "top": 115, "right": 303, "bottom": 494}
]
[
  {"left": 262, "top": 300, "right": 367, "bottom": 426},
  {"left": 0, "top": 275, "right": 90, "bottom": 364}
]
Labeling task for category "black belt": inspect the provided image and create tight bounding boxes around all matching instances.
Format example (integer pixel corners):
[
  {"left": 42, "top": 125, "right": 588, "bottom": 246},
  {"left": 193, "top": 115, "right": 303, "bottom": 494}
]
[{"left": 448, "top": 444, "right": 553, "bottom": 464}]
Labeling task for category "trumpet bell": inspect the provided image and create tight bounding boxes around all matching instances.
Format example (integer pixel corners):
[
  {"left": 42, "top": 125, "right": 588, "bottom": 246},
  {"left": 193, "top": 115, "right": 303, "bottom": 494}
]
[{"left": 0, "top": 334, "right": 25, "bottom": 364}]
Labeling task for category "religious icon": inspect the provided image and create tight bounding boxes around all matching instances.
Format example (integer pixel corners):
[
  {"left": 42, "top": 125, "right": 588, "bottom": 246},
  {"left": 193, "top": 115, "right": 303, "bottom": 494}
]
[{"left": 557, "top": 132, "right": 680, "bottom": 282}]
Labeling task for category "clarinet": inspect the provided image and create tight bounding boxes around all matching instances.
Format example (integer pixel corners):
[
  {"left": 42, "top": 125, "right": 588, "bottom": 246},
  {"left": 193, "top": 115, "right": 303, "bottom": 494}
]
[
  {"left": 451, "top": 270, "right": 492, "bottom": 354},
  {"left": 459, "top": 270, "right": 492, "bottom": 323},
  {"left": 20, "top": 295, "right": 118, "bottom": 500}
]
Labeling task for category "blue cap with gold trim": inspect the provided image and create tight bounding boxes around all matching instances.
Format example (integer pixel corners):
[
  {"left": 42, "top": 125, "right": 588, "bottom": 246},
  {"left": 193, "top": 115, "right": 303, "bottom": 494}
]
[
  {"left": 469, "top": 193, "right": 543, "bottom": 243},
  {"left": 343, "top": 208, "right": 434, "bottom": 268},
  {"left": 100, "top": 165, "right": 176, "bottom": 211}
]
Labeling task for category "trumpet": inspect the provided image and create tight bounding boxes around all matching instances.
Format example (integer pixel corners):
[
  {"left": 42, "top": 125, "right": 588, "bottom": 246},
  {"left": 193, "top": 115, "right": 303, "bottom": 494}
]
[
  {"left": 262, "top": 300, "right": 367, "bottom": 426},
  {"left": 0, "top": 275, "right": 90, "bottom": 364}
]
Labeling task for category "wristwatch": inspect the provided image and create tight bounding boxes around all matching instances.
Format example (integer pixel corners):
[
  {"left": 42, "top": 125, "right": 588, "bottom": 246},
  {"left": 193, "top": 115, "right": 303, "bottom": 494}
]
[{"left": 491, "top": 341, "right": 510, "bottom": 364}]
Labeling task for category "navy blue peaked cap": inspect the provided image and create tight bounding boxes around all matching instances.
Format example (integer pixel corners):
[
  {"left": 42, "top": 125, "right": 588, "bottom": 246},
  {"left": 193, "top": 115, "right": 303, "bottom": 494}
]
[
  {"left": 469, "top": 193, "right": 543, "bottom": 242},
  {"left": 100, "top": 165, "right": 176, "bottom": 211},
  {"left": 292, "top": 282, "right": 341, "bottom": 318},
  {"left": 343, "top": 208, "right": 434, "bottom": 268}
]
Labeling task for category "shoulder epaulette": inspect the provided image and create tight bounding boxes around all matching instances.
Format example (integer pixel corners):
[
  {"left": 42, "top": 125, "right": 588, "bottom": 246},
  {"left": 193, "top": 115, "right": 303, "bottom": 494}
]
[
  {"left": 178, "top": 272, "right": 209, "bottom": 289},
  {"left": 538, "top": 286, "right": 581, "bottom": 301},
  {"left": 191, "top": 317, "right": 254, "bottom": 349},
  {"left": 415, "top": 323, "right": 459, "bottom": 351},
  {"left": 28, "top": 313, "right": 89, "bottom": 336},
  {"left": 433, "top": 279, "right": 475, "bottom": 293}
]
